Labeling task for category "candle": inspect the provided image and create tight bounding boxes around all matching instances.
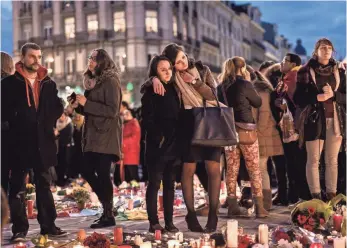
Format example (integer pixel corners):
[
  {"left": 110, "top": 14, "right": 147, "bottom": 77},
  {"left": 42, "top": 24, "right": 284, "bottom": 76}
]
[
  {"left": 128, "top": 199, "right": 134, "bottom": 210},
  {"left": 72, "top": 244, "right": 84, "bottom": 248},
  {"left": 155, "top": 230, "right": 162, "bottom": 240},
  {"left": 227, "top": 220, "right": 238, "bottom": 248},
  {"left": 134, "top": 235, "right": 143, "bottom": 246},
  {"left": 309, "top": 243, "right": 323, "bottom": 248},
  {"left": 77, "top": 229, "right": 86, "bottom": 242},
  {"left": 168, "top": 240, "right": 180, "bottom": 248},
  {"left": 334, "top": 214, "right": 343, "bottom": 232},
  {"left": 114, "top": 226, "right": 123, "bottom": 245},
  {"left": 15, "top": 243, "right": 26, "bottom": 248},
  {"left": 334, "top": 237, "right": 346, "bottom": 248},
  {"left": 258, "top": 224, "right": 269, "bottom": 245},
  {"left": 140, "top": 242, "right": 152, "bottom": 248},
  {"left": 175, "top": 232, "right": 184, "bottom": 243},
  {"left": 27, "top": 200, "right": 34, "bottom": 217},
  {"left": 158, "top": 195, "right": 164, "bottom": 211}
]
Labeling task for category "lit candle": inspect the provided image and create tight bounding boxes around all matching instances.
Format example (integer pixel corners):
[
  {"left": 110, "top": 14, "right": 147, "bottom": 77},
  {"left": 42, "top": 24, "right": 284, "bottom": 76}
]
[
  {"left": 15, "top": 242, "right": 26, "bottom": 248},
  {"left": 114, "top": 226, "right": 123, "bottom": 245},
  {"left": 175, "top": 232, "right": 184, "bottom": 243},
  {"left": 334, "top": 237, "right": 346, "bottom": 248},
  {"left": 134, "top": 235, "right": 143, "bottom": 246},
  {"left": 334, "top": 214, "right": 343, "bottom": 232},
  {"left": 155, "top": 230, "right": 161, "bottom": 240},
  {"left": 168, "top": 240, "right": 180, "bottom": 248},
  {"left": 27, "top": 200, "right": 34, "bottom": 217},
  {"left": 227, "top": 219, "right": 238, "bottom": 248},
  {"left": 258, "top": 224, "right": 269, "bottom": 245}
]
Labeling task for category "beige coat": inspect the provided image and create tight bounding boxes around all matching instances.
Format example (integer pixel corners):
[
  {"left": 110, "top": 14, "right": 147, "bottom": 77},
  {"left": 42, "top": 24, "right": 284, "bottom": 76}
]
[{"left": 252, "top": 79, "right": 284, "bottom": 157}]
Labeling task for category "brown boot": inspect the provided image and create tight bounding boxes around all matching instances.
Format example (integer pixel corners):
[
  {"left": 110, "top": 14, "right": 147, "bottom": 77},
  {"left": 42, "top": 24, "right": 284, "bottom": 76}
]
[
  {"left": 227, "top": 197, "right": 246, "bottom": 217},
  {"left": 326, "top": 192, "right": 336, "bottom": 201},
  {"left": 262, "top": 189, "right": 272, "bottom": 211},
  {"left": 254, "top": 197, "right": 269, "bottom": 218}
]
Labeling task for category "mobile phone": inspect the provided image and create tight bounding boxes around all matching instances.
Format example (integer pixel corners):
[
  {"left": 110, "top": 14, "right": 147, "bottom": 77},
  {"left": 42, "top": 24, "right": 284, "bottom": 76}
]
[{"left": 67, "top": 92, "right": 77, "bottom": 103}]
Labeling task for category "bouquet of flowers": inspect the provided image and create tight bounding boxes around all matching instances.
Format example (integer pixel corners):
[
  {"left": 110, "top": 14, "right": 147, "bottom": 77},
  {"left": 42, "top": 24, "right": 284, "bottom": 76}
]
[
  {"left": 72, "top": 187, "right": 90, "bottom": 204},
  {"left": 83, "top": 232, "right": 111, "bottom": 248},
  {"left": 271, "top": 226, "right": 309, "bottom": 247},
  {"left": 329, "top": 194, "right": 346, "bottom": 213},
  {"left": 291, "top": 199, "right": 333, "bottom": 232},
  {"left": 238, "top": 234, "right": 255, "bottom": 248}
]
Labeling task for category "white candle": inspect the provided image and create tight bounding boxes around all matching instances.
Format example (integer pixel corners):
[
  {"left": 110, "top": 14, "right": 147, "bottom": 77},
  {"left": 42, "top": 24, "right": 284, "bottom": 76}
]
[
  {"left": 168, "top": 240, "right": 180, "bottom": 248},
  {"left": 140, "top": 241, "right": 152, "bottom": 248},
  {"left": 175, "top": 232, "right": 184, "bottom": 243},
  {"left": 227, "top": 219, "right": 238, "bottom": 248},
  {"left": 258, "top": 224, "right": 269, "bottom": 245},
  {"left": 334, "top": 237, "right": 346, "bottom": 248},
  {"left": 72, "top": 245, "right": 84, "bottom": 248}
]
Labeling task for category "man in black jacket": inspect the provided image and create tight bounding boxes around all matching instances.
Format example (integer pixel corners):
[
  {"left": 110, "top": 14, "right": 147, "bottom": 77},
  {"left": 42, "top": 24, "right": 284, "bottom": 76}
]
[{"left": 1, "top": 43, "right": 67, "bottom": 242}]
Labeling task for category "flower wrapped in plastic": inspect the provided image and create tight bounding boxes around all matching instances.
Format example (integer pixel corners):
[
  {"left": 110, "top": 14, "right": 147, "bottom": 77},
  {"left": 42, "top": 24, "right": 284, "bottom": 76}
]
[
  {"left": 329, "top": 194, "right": 346, "bottom": 213},
  {"left": 291, "top": 199, "right": 333, "bottom": 232}
]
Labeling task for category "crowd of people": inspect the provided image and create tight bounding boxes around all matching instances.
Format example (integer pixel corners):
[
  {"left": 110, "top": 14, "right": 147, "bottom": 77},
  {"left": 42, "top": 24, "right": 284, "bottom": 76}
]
[{"left": 0, "top": 37, "right": 346, "bottom": 242}]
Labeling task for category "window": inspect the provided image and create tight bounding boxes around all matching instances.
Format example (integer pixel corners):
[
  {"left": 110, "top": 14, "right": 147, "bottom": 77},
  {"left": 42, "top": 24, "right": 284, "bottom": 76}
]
[
  {"left": 43, "top": 0, "right": 52, "bottom": 9},
  {"left": 113, "top": 11, "right": 125, "bottom": 32},
  {"left": 147, "top": 45, "right": 159, "bottom": 65},
  {"left": 23, "top": 24, "right": 32, "bottom": 40},
  {"left": 115, "top": 47, "right": 126, "bottom": 72},
  {"left": 44, "top": 56, "right": 54, "bottom": 74},
  {"left": 66, "top": 58, "right": 75, "bottom": 74},
  {"left": 191, "top": 24, "right": 196, "bottom": 40},
  {"left": 43, "top": 20, "right": 53, "bottom": 40},
  {"left": 145, "top": 10, "right": 158, "bottom": 33},
  {"left": 64, "top": 17, "right": 75, "bottom": 39},
  {"left": 87, "top": 14, "right": 98, "bottom": 34},
  {"left": 182, "top": 20, "right": 187, "bottom": 41},
  {"left": 173, "top": 15, "right": 178, "bottom": 37}
]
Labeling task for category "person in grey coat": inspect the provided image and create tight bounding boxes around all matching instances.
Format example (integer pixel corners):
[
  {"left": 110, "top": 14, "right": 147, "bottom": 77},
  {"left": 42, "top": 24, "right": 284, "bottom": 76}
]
[{"left": 70, "top": 48, "right": 122, "bottom": 228}]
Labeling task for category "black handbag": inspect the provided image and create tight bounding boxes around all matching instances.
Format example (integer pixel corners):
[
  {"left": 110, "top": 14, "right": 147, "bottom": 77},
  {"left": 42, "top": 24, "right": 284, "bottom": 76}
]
[{"left": 189, "top": 89, "right": 238, "bottom": 147}]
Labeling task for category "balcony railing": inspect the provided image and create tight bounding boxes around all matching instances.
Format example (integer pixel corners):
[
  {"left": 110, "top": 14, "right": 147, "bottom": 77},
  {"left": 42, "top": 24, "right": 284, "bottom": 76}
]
[
  {"left": 253, "top": 39, "right": 265, "bottom": 50},
  {"left": 243, "top": 38, "right": 252, "bottom": 46},
  {"left": 202, "top": 36, "right": 220, "bottom": 48},
  {"left": 83, "top": 1, "right": 98, "bottom": 9},
  {"left": 62, "top": 1, "right": 75, "bottom": 12},
  {"left": 19, "top": 6, "right": 32, "bottom": 17},
  {"left": 145, "top": 28, "right": 163, "bottom": 39}
]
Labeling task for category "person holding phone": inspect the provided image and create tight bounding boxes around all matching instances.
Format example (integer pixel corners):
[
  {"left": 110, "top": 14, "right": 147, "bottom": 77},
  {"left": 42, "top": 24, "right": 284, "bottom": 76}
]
[{"left": 69, "top": 49, "right": 122, "bottom": 228}]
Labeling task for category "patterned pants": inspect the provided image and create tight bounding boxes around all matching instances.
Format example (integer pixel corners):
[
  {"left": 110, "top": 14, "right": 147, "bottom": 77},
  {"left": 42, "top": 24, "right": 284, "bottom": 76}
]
[{"left": 225, "top": 140, "right": 263, "bottom": 197}]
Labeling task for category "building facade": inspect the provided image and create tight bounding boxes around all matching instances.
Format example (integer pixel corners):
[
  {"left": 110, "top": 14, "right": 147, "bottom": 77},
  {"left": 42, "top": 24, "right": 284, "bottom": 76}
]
[{"left": 12, "top": 0, "right": 288, "bottom": 106}]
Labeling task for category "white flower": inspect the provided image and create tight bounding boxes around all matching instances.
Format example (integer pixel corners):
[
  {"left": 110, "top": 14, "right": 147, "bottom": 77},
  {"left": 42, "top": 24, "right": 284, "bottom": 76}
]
[
  {"left": 291, "top": 240, "right": 303, "bottom": 248},
  {"left": 278, "top": 239, "right": 293, "bottom": 248}
]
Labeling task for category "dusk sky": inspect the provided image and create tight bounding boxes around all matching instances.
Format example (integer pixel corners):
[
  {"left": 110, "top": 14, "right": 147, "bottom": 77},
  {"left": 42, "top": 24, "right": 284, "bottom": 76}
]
[{"left": 1, "top": 1, "right": 346, "bottom": 59}]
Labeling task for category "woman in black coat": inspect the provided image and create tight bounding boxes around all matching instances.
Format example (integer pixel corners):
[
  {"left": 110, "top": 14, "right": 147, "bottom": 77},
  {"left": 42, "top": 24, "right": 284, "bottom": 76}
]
[
  {"left": 294, "top": 38, "right": 346, "bottom": 200},
  {"left": 141, "top": 55, "right": 181, "bottom": 233}
]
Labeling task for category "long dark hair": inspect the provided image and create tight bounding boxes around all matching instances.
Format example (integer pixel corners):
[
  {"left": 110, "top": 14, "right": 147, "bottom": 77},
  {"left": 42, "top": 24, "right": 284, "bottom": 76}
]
[
  {"left": 84, "top": 49, "right": 119, "bottom": 78},
  {"left": 148, "top": 55, "right": 173, "bottom": 79}
]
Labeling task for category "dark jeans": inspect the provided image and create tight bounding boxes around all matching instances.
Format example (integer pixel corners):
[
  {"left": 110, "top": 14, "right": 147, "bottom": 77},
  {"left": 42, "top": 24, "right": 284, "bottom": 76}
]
[
  {"left": 114, "top": 164, "right": 139, "bottom": 186},
  {"left": 82, "top": 152, "right": 114, "bottom": 203},
  {"left": 146, "top": 156, "right": 179, "bottom": 225},
  {"left": 9, "top": 167, "right": 57, "bottom": 234},
  {"left": 56, "top": 146, "right": 72, "bottom": 185},
  {"left": 272, "top": 155, "right": 288, "bottom": 201},
  {"left": 283, "top": 141, "right": 311, "bottom": 201}
]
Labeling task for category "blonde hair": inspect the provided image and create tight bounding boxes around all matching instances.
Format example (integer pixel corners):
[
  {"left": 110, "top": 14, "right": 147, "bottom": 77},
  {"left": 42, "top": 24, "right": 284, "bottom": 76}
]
[
  {"left": 1, "top": 51, "right": 14, "bottom": 78},
  {"left": 218, "top": 57, "right": 246, "bottom": 84}
]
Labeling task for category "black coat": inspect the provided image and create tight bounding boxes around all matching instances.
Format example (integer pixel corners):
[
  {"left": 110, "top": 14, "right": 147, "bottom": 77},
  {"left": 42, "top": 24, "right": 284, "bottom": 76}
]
[
  {"left": 1, "top": 71, "right": 64, "bottom": 170},
  {"left": 218, "top": 76, "right": 262, "bottom": 123},
  {"left": 293, "top": 59, "right": 346, "bottom": 141}
]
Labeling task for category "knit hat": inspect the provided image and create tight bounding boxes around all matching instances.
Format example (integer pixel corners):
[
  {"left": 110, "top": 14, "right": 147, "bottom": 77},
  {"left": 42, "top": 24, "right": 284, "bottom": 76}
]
[{"left": 162, "top": 43, "right": 184, "bottom": 65}]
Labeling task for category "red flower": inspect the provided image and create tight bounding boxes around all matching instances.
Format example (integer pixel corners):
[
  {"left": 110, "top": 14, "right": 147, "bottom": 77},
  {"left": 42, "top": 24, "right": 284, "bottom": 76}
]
[
  {"left": 274, "top": 231, "right": 290, "bottom": 242},
  {"left": 320, "top": 218, "right": 325, "bottom": 225},
  {"left": 308, "top": 207, "right": 316, "bottom": 215},
  {"left": 297, "top": 215, "right": 308, "bottom": 224},
  {"left": 308, "top": 217, "right": 316, "bottom": 226},
  {"left": 303, "top": 224, "right": 313, "bottom": 231}
]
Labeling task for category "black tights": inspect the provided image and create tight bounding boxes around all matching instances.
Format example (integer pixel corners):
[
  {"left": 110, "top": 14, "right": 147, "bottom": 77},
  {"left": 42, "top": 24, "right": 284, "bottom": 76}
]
[
  {"left": 181, "top": 161, "right": 221, "bottom": 225},
  {"left": 82, "top": 152, "right": 114, "bottom": 203}
]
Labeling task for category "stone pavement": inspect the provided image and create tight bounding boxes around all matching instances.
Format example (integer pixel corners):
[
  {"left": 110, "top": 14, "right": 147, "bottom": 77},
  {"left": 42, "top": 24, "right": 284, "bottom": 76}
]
[{"left": 2, "top": 206, "right": 293, "bottom": 247}]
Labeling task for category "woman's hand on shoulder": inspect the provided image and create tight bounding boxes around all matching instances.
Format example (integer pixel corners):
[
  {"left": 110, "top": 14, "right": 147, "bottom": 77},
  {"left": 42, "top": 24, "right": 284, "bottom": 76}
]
[{"left": 153, "top": 77, "right": 166, "bottom": 96}]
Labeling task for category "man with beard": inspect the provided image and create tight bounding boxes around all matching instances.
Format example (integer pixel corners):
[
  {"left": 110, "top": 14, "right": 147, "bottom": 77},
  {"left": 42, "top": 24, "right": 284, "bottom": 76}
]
[{"left": 1, "top": 43, "right": 66, "bottom": 242}]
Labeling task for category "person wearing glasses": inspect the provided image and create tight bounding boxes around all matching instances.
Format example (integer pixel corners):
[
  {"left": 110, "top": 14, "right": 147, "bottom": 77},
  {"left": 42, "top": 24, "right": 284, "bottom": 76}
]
[{"left": 69, "top": 49, "right": 122, "bottom": 228}]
